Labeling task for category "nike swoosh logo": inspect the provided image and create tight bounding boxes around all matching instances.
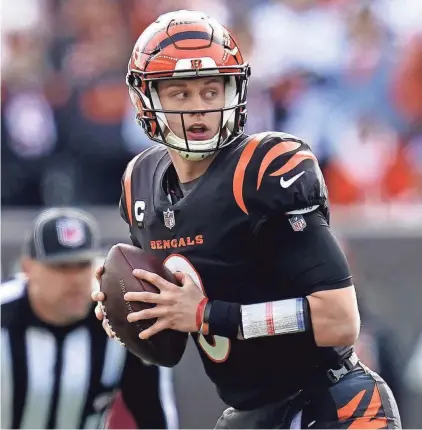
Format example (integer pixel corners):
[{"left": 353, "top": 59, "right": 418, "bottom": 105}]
[{"left": 279, "top": 171, "right": 305, "bottom": 188}]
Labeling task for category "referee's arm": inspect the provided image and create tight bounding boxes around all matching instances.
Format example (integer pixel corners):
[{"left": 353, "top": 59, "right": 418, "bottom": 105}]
[{"left": 120, "top": 352, "right": 168, "bottom": 429}]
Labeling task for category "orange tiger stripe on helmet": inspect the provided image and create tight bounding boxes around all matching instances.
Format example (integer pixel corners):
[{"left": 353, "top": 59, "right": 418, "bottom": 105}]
[
  {"left": 131, "top": 21, "right": 243, "bottom": 74},
  {"left": 160, "top": 44, "right": 223, "bottom": 68}
]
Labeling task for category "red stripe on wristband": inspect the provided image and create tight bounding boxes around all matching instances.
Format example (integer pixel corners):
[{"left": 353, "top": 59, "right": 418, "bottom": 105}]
[
  {"left": 266, "top": 302, "right": 275, "bottom": 336},
  {"left": 196, "top": 297, "right": 209, "bottom": 332}
]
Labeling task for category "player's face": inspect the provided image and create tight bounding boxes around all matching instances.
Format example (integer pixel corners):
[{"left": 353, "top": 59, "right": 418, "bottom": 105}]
[
  {"left": 157, "top": 77, "right": 225, "bottom": 141},
  {"left": 24, "top": 259, "right": 94, "bottom": 325}
]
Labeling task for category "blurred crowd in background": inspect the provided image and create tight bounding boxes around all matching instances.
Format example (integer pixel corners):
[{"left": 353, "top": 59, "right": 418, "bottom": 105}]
[
  {"left": 2, "top": 0, "right": 422, "bottom": 208},
  {"left": 2, "top": 1, "right": 422, "bottom": 427}
]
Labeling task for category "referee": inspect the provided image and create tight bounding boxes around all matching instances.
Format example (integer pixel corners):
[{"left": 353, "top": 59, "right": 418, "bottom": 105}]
[{"left": 1, "top": 208, "right": 178, "bottom": 429}]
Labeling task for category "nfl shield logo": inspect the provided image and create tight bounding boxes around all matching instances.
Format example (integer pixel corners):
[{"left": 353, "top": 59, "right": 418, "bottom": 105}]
[
  {"left": 163, "top": 209, "right": 175, "bottom": 230},
  {"left": 288, "top": 215, "right": 307, "bottom": 232},
  {"left": 56, "top": 218, "right": 85, "bottom": 247}
]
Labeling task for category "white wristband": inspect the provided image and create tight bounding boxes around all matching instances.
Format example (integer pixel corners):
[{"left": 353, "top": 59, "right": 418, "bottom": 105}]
[{"left": 241, "top": 298, "right": 306, "bottom": 340}]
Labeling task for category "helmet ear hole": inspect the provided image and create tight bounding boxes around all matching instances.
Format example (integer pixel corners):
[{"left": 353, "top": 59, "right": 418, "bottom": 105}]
[
  {"left": 137, "top": 113, "right": 160, "bottom": 138},
  {"left": 136, "top": 113, "right": 146, "bottom": 129}
]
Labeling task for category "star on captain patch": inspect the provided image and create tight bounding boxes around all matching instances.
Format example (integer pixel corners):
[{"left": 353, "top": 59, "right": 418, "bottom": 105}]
[{"left": 163, "top": 208, "right": 176, "bottom": 230}]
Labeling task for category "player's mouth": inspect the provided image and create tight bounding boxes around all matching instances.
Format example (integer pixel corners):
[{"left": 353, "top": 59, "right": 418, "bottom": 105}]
[{"left": 186, "top": 123, "right": 212, "bottom": 141}]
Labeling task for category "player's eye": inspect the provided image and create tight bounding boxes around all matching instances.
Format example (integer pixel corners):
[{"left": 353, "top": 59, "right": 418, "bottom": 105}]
[
  {"left": 204, "top": 90, "right": 218, "bottom": 99},
  {"left": 173, "top": 91, "right": 189, "bottom": 101}
]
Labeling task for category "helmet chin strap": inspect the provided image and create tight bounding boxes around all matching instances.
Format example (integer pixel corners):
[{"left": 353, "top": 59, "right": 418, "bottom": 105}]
[{"left": 165, "top": 132, "right": 220, "bottom": 161}]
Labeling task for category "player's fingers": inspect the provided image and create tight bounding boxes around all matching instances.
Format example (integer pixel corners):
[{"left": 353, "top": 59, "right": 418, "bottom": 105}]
[
  {"left": 95, "top": 302, "right": 104, "bottom": 321},
  {"left": 127, "top": 307, "right": 168, "bottom": 322},
  {"left": 91, "top": 291, "right": 105, "bottom": 302},
  {"left": 95, "top": 266, "right": 104, "bottom": 281},
  {"left": 173, "top": 271, "right": 195, "bottom": 287},
  {"left": 139, "top": 319, "right": 168, "bottom": 340},
  {"left": 124, "top": 291, "right": 165, "bottom": 304},
  {"left": 132, "top": 269, "right": 175, "bottom": 291}
]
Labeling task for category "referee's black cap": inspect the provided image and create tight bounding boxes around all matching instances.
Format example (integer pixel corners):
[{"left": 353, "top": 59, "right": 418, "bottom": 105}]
[{"left": 22, "top": 208, "right": 101, "bottom": 264}]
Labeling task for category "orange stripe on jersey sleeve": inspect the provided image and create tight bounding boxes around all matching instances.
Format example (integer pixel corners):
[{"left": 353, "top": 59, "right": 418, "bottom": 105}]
[
  {"left": 256, "top": 140, "right": 301, "bottom": 190},
  {"left": 232, "top": 133, "right": 269, "bottom": 215},
  {"left": 123, "top": 153, "right": 143, "bottom": 225},
  {"left": 269, "top": 150, "right": 317, "bottom": 177}
]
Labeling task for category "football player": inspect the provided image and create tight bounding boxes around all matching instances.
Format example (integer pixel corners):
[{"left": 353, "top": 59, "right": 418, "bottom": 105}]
[{"left": 93, "top": 10, "right": 401, "bottom": 429}]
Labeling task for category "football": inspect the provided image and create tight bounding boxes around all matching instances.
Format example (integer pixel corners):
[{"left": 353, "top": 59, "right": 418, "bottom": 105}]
[{"left": 100, "top": 243, "right": 188, "bottom": 367}]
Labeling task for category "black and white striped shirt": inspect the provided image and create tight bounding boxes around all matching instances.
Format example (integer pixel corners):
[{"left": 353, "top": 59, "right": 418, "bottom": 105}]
[{"left": 1, "top": 278, "right": 179, "bottom": 429}]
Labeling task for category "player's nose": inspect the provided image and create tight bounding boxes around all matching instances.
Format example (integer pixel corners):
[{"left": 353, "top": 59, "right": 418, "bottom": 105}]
[{"left": 189, "top": 93, "right": 207, "bottom": 114}]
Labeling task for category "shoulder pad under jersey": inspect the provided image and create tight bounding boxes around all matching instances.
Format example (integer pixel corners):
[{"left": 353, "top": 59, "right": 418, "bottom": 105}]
[
  {"left": 119, "top": 145, "right": 166, "bottom": 225},
  {"left": 234, "top": 132, "right": 327, "bottom": 224}
]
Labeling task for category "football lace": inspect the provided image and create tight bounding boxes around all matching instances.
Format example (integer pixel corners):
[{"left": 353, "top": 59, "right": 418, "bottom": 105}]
[{"left": 101, "top": 303, "right": 126, "bottom": 347}]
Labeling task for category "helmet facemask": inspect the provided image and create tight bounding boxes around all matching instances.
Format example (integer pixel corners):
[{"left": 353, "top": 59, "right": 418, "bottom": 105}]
[{"left": 127, "top": 65, "right": 250, "bottom": 160}]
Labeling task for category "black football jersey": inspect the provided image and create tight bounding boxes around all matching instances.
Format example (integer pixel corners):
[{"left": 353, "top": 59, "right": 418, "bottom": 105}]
[{"left": 119, "top": 132, "right": 348, "bottom": 409}]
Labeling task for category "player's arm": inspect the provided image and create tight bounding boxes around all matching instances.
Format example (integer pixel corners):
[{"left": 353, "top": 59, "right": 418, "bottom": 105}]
[
  {"left": 307, "top": 288, "right": 359, "bottom": 347},
  {"left": 124, "top": 208, "right": 359, "bottom": 346},
  {"left": 207, "top": 135, "right": 359, "bottom": 346},
  {"left": 204, "top": 209, "right": 359, "bottom": 346},
  {"left": 252, "top": 209, "right": 358, "bottom": 346},
  {"left": 119, "top": 352, "right": 168, "bottom": 429}
]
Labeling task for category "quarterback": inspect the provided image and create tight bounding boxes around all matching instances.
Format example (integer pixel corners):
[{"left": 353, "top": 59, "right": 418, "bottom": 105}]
[{"left": 93, "top": 10, "right": 401, "bottom": 429}]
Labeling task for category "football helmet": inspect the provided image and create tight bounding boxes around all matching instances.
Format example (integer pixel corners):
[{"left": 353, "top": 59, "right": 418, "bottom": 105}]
[{"left": 126, "top": 10, "right": 250, "bottom": 160}]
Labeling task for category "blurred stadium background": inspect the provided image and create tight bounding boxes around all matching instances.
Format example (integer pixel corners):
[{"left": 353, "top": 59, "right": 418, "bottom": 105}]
[{"left": 1, "top": 0, "right": 422, "bottom": 428}]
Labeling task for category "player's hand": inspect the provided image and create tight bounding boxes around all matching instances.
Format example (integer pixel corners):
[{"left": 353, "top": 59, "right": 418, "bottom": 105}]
[
  {"left": 92, "top": 265, "right": 105, "bottom": 320},
  {"left": 91, "top": 266, "right": 115, "bottom": 339},
  {"left": 95, "top": 265, "right": 104, "bottom": 282},
  {"left": 91, "top": 290, "right": 105, "bottom": 320},
  {"left": 125, "top": 269, "right": 205, "bottom": 339}
]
